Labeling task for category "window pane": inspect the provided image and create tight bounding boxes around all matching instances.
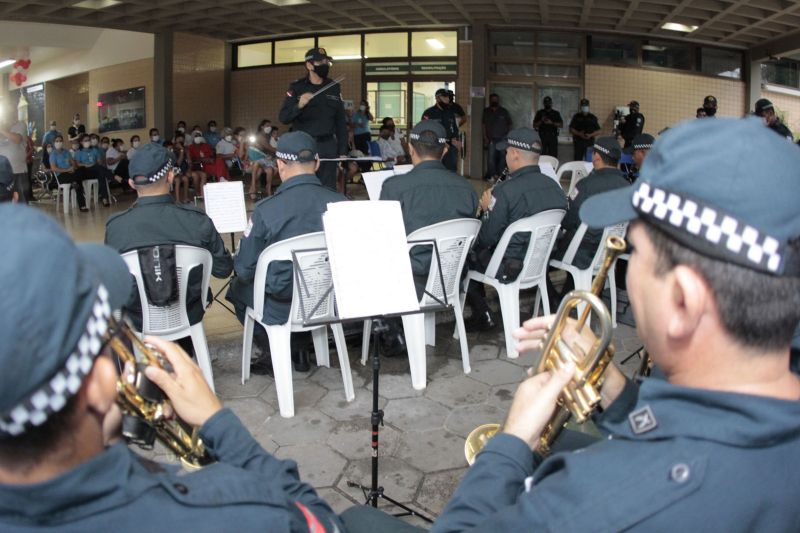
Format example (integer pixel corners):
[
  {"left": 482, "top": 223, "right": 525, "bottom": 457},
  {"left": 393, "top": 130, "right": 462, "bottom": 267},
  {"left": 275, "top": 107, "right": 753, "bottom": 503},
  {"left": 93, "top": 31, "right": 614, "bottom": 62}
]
[
  {"left": 275, "top": 37, "right": 314, "bottom": 64},
  {"left": 489, "top": 31, "right": 535, "bottom": 58},
  {"left": 535, "top": 64, "right": 580, "bottom": 78},
  {"left": 642, "top": 40, "right": 692, "bottom": 70},
  {"left": 367, "top": 81, "right": 406, "bottom": 129},
  {"left": 411, "top": 31, "right": 457, "bottom": 57},
  {"left": 318, "top": 34, "right": 361, "bottom": 61},
  {"left": 537, "top": 32, "right": 581, "bottom": 59},
  {"left": 490, "top": 63, "right": 534, "bottom": 77},
  {"left": 412, "top": 81, "right": 455, "bottom": 123},
  {"left": 237, "top": 42, "right": 272, "bottom": 68},
  {"left": 365, "top": 32, "right": 408, "bottom": 58},
  {"left": 588, "top": 35, "right": 637, "bottom": 64},
  {"left": 701, "top": 48, "right": 742, "bottom": 79},
  {"left": 762, "top": 59, "right": 800, "bottom": 88}
]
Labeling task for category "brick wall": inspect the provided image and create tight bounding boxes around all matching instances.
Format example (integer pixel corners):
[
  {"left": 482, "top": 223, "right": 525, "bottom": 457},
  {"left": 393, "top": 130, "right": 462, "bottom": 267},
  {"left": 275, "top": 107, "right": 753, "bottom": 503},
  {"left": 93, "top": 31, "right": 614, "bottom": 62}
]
[
  {"left": 173, "top": 32, "right": 226, "bottom": 131},
  {"left": 45, "top": 73, "right": 89, "bottom": 136},
  {"left": 88, "top": 58, "right": 154, "bottom": 142},
  {"left": 761, "top": 89, "right": 800, "bottom": 138},
  {"left": 585, "top": 64, "right": 746, "bottom": 135}
]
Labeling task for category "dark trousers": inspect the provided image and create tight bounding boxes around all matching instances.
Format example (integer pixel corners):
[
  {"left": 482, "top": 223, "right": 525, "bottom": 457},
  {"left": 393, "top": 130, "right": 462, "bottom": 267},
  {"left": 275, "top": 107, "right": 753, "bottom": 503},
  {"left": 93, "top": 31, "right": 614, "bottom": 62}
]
[
  {"left": 55, "top": 171, "right": 87, "bottom": 208},
  {"left": 442, "top": 142, "right": 458, "bottom": 172},
  {"left": 13, "top": 172, "right": 32, "bottom": 203},
  {"left": 573, "top": 141, "right": 592, "bottom": 162},
  {"left": 316, "top": 137, "right": 338, "bottom": 190},
  {"left": 74, "top": 166, "right": 111, "bottom": 200},
  {"left": 486, "top": 141, "right": 505, "bottom": 179},
  {"left": 541, "top": 136, "right": 558, "bottom": 158},
  {"left": 465, "top": 248, "right": 523, "bottom": 316}
]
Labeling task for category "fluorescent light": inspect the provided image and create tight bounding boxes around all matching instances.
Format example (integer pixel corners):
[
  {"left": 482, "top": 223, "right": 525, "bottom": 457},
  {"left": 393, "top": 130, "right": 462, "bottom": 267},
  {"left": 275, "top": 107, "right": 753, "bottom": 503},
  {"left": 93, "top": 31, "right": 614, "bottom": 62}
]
[
  {"left": 72, "top": 0, "right": 122, "bottom": 8},
  {"left": 642, "top": 45, "right": 666, "bottom": 52},
  {"left": 332, "top": 54, "right": 361, "bottom": 60},
  {"left": 0, "top": 59, "right": 15, "bottom": 69},
  {"left": 426, "top": 38, "right": 446, "bottom": 50},
  {"left": 263, "top": 0, "right": 309, "bottom": 6},
  {"left": 662, "top": 22, "right": 698, "bottom": 33}
]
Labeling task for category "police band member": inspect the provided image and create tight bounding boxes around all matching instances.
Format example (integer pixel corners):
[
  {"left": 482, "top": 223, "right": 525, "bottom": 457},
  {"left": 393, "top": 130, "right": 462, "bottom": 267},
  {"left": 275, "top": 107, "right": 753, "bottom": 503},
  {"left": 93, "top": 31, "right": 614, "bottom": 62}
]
[
  {"left": 702, "top": 95, "right": 718, "bottom": 117},
  {"left": 754, "top": 98, "right": 794, "bottom": 141},
  {"left": 432, "top": 116, "right": 800, "bottom": 533},
  {"left": 0, "top": 205, "right": 343, "bottom": 532},
  {"left": 622, "top": 132, "right": 654, "bottom": 183},
  {"left": 569, "top": 98, "right": 601, "bottom": 162},
  {"left": 279, "top": 48, "right": 347, "bottom": 191},
  {"left": 105, "top": 143, "right": 233, "bottom": 334},
  {"left": 533, "top": 96, "right": 563, "bottom": 158},
  {"left": 619, "top": 100, "right": 645, "bottom": 148},
  {"left": 227, "top": 132, "right": 347, "bottom": 374},
  {"left": 422, "top": 88, "right": 464, "bottom": 172}
]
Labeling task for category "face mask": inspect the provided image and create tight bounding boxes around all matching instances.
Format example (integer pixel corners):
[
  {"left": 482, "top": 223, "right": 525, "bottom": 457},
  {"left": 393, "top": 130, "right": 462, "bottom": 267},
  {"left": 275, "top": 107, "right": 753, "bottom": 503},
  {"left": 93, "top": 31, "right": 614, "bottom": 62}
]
[
  {"left": 544, "top": 102, "right": 552, "bottom": 109},
  {"left": 132, "top": 141, "right": 140, "bottom": 148},
  {"left": 359, "top": 105, "right": 366, "bottom": 112},
  {"left": 489, "top": 101, "right": 498, "bottom": 108},
  {"left": 630, "top": 108, "right": 637, "bottom": 114},
  {"left": 225, "top": 135, "right": 233, "bottom": 142},
  {"left": 313, "top": 63, "right": 330, "bottom": 78},
  {"left": 704, "top": 106, "right": 717, "bottom": 117},
  {"left": 101, "top": 143, "right": 109, "bottom": 150},
  {"left": 581, "top": 106, "right": 589, "bottom": 114},
  {"left": 54, "top": 142, "right": 63, "bottom": 149},
  {"left": 91, "top": 138, "right": 99, "bottom": 146},
  {"left": 50, "top": 125, "right": 56, "bottom": 131},
  {"left": 151, "top": 135, "right": 160, "bottom": 142},
  {"left": 73, "top": 119, "right": 80, "bottom": 125},
  {"left": 209, "top": 126, "right": 216, "bottom": 132},
  {"left": 194, "top": 137, "right": 202, "bottom": 144},
  {"left": 82, "top": 142, "right": 90, "bottom": 149},
  {"left": 177, "top": 127, "right": 185, "bottom": 133},
  {"left": 192, "top": 130, "right": 201, "bottom": 136},
  {"left": 263, "top": 126, "right": 272, "bottom": 134},
  {"left": 47, "top": 147, "right": 53, "bottom": 153}
]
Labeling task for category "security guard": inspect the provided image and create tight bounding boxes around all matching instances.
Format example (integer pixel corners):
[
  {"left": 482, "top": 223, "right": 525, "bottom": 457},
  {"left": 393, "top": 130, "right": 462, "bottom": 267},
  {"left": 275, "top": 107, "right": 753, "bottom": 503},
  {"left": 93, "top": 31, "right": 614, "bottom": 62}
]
[
  {"left": 754, "top": 98, "right": 794, "bottom": 141},
  {"left": 279, "top": 48, "right": 348, "bottom": 191},
  {"left": 422, "top": 88, "right": 462, "bottom": 172},
  {"left": 702, "top": 94, "right": 718, "bottom": 117},
  {"left": 0, "top": 205, "right": 344, "bottom": 533},
  {"left": 568, "top": 98, "right": 601, "bottom": 161},
  {"left": 105, "top": 143, "right": 233, "bottom": 331},
  {"left": 619, "top": 100, "right": 645, "bottom": 148},
  {"left": 533, "top": 96, "right": 563, "bottom": 158},
  {"left": 432, "top": 117, "right": 800, "bottom": 533},
  {"left": 226, "top": 132, "right": 346, "bottom": 373},
  {"left": 467, "top": 128, "right": 567, "bottom": 330},
  {"left": 622, "top": 132, "right": 654, "bottom": 183}
]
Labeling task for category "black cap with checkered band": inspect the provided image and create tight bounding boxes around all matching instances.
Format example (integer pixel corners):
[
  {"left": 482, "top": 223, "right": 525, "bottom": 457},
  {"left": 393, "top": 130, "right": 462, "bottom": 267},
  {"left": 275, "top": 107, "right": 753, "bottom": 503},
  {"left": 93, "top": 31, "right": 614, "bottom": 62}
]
[
  {"left": 497, "top": 127, "right": 542, "bottom": 153},
  {"left": 0, "top": 205, "right": 132, "bottom": 437},
  {"left": 593, "top": 136, "right": 622, "bottom": 162},
  {"left": 580, "top": 117, "right": 800, "bottom": 277},
  {"left": 275, "top": 131, "right": 318, "bottom": 163},
  {"left": 129, "top": 142, "right": 175, "bottom": 185},
  {"left": 409, "top": 120, "right": 447, "bottom": 146}
]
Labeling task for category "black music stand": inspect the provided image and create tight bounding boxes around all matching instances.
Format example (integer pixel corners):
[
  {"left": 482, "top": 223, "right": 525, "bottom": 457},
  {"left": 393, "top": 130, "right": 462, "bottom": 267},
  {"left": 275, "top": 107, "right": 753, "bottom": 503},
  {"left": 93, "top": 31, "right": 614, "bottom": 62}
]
[{"left": 293, "top": 240, "right": 450, "bottom": 524}]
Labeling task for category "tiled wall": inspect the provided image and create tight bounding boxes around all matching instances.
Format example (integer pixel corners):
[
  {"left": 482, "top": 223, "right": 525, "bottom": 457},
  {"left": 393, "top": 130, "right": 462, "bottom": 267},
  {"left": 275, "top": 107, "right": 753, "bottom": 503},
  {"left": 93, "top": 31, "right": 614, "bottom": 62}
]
[
  {"left": 456, "top": 40, "right": 473, "bottom": 172},
  {"left": 44, "top": 73, "right": 89, "bottom": 136},
  {"left": 230, "top": 60, "right": 363, "bottom": 134},
  {"left": 585, "top": 65, "right": 746, "bottom": 135},
  {"left": 88, "top": 58, "right": 155, "bottom": 142},
  {"left": 761, "top": 89, "right": 800, "bottom": 137},
  {"left": 173, "top": 32, "right": 226, "bottom": 131}
]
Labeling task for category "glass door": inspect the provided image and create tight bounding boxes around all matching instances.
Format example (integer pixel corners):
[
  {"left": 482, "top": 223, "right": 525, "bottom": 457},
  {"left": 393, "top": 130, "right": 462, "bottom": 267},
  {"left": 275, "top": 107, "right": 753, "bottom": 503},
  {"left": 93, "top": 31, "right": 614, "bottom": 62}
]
[{"left": 366, "top": 81, "right": 407, "bottom": 130}]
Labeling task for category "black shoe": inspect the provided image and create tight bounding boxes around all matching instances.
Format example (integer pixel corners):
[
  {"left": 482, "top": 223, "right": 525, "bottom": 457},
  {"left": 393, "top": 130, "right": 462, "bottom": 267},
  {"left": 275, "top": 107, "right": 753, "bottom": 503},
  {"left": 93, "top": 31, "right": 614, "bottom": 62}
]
[
  {"left": 465, "top": 310, "right": 496, "bottom": 332},
  {"left": 380, "top": 331, "right": 406, "bottom": 357},
  {"left": 292, "top": 350, "right": 311, "bottom": 372},
  {"left": 250, "top": 355, "right": 274, "bottom": 376}
]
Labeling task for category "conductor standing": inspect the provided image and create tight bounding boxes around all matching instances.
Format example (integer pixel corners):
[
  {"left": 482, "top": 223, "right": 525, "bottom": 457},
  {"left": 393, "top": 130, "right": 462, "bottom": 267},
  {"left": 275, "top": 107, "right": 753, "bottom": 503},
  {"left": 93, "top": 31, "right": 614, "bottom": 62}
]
[{"left": 279, "top": 48, "right": 347, "bottom": 190}]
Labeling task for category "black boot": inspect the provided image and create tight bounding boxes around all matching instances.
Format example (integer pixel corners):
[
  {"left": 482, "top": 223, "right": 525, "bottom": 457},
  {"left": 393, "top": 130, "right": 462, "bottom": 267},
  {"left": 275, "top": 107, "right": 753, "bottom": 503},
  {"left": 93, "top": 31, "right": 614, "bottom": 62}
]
[
  {"left": 250, "top": 332, "right": 273, "bottom": 376},
  {"left": 292, "top": 349, "right": 311, "bottom": 372},
  {"left": 465, "top": 310, "right": 496, "bottom": 332}
]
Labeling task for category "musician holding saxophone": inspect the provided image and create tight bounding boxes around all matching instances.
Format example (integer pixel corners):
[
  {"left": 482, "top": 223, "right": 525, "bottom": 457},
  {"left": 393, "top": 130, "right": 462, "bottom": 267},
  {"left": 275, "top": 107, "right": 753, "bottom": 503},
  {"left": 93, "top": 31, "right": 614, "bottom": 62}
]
[
  {"left": 0, "top": 205, "right": 343, "bottom": 532},
  {"left": 433, "top": 117, "right": 800, "bottom": 532}
]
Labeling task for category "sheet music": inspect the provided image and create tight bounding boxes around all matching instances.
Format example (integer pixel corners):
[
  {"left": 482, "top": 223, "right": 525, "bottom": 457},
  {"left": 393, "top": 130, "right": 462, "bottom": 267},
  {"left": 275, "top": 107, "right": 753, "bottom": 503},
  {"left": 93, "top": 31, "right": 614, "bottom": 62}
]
[
  {"left": 293, "top": 250, "right": 335, "bottom": 322},
  {"left": 392, "top": 164, "right": 413, "bottom": 175},
  {"left": 362, "top": 170, "right": 396, "bottom": 201},
  {"left": 323, "top": 201, "right": 419, "bottom": 319},
  {"left": 203, "top": 181, "right": 248, "bottom": 234}
]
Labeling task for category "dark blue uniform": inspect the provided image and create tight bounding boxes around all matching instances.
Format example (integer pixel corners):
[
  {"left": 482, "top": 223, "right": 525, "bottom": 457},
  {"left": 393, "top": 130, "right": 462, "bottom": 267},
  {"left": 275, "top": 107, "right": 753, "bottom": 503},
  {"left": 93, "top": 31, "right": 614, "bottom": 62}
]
[
  {"left": 105, "top": 194, "right": 233, "bottom": 328},
  {"left": 533, "top": 108, "right": 563, "bottom": 158},
  {"left": 227, "top": 174, "right": 346, "bottom": 325},
  {"left": 279, "top": 76, "right": 348, "bottom": 190},
  {"left": 569, "top": 112, "right": 601, "bottom": 161},
  {"left": 620, "top": 111, "right": 645, "bottom": 147},
  {"left": 422, "top": 104, "right": 462, "bottom": 172},
  {"left": 0, "top": 408, "right": 344, "bottom": 532},
  {"left": 432, "top": 377, "right": 800, "bottom": 532}
]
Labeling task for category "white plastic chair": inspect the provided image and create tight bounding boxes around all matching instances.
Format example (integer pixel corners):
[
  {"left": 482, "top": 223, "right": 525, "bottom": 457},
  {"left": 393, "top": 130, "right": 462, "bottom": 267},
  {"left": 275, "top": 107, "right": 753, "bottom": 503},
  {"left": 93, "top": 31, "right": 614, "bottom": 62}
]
[
  {"left": 556, "top": 161, "right": 591, "bottom": 196},
  {"left": 548, "top": 222, "right": 628, "bottom": 328},
  {"left": 361, "top": 218, "right": 481, "bottom": 386},
  {"left": 54, "top": 176, "right": 77, "bottom": 215},
  {"left": 459, "top": 209, "right": 566, "bottom": 359},
  {"left": 84, "top": 178, "right": 99, "bottom": 208},
  {"left": 241, "top": 232, "right": 354, "bottom": 418},
  {"left": 121, "top": 246, "right": 216, "bottom": 391},
  {"left": 539, "top": 155, "right": 559, "bottom": 171}
]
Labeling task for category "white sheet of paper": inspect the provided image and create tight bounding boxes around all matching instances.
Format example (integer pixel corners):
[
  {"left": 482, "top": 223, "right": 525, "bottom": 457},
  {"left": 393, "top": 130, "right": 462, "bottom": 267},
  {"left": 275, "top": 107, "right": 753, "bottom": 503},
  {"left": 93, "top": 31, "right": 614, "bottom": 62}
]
[
  {"left": 203, "top": 181, "right": 248, "bottom": 234},
  {"left": 392, "top": 164, "right": 414, "bottom": 175},
  {"left": 323, "top": 201, "right": 419, "bottom": 319},
  {"left": 362, "top": 170, "right": 396, "bottom": 201},
  {"left": 540, "top": 162, "right": 558, "bottom": 183}
]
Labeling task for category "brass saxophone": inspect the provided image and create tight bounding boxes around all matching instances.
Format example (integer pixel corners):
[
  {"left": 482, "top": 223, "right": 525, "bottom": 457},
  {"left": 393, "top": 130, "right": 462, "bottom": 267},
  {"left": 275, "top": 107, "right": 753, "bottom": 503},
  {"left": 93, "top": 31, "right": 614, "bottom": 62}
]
[
  {"left": 107, "top": 317, "right": 213, "bottom": 469},
  {"left": 465, "top": 236, "right": 626, "bottom": 464}
]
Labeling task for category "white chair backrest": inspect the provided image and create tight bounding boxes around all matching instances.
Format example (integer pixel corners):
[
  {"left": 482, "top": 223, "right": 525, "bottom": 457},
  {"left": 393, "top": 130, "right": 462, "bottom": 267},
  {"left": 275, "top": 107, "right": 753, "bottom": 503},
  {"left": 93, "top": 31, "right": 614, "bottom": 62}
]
[
  {"left": 539, "top": 163, "right": 559, "bottom": 184},
  {"left": 556, "top": 161, "right": 591, "bottom": 196},
  {"left": 561, "top": 222, "right": 629, "bottom": 273},
  {"left": 407, "top": 218, "right": 481, "bottom": 307},
  {"left": 252, "top": 232, "right": 333, "bottom": 326},
  {"left": 539, "top": 155, "right": 559, "bottom": 171},
  {"left": 483, "top": 209, "right": 567, "bottom": 282},
  {"left": 121, "top": 245, "right": 213, "bottom": 335}
]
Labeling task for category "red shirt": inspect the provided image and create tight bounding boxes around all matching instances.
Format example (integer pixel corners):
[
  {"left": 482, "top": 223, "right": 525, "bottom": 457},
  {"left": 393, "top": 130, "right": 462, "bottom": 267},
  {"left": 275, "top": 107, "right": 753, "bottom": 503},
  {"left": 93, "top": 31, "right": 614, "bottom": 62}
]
[{"left": 187, "top": 142, "right": 214, "bottom": 164}]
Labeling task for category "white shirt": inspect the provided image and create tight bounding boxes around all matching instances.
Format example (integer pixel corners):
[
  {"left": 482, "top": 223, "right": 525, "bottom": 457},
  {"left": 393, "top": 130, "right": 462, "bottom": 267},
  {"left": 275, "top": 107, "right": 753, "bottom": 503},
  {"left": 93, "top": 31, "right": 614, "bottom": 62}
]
[
  {"left": 215, "top": 139, "right": 236, "bottom": 167},
  {"left": 376, "top": 136, "right": 405, "bottom": 168},
  {"left": 0, "top": 121, "right": 27, "bottom": 173},
  {"left": 106, "top": 147, "right": 122, "bottom": 172}
]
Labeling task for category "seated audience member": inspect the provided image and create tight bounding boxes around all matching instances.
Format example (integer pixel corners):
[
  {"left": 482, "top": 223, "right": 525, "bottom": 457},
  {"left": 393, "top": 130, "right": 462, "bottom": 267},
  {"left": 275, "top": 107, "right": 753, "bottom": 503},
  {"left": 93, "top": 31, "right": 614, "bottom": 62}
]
[
  {"left": 42, "top": 142, "right": 52, "bottom": 169},
  {"left": 381, "top": 117, "right": 409, "bottom": 163},
  {"left": 214, "top": 127, "right": 237, "bottom": 180},
  {"left": 376, "top": 125, "right": 408, "bottom": 168},
  {"left": 170, "top": 137, "right": 190, "bottom": 203},
  {"left": 105, "top": 143, "right": 233, "bottom": 335},
  {"left": 127, "top": 135, "right": 141, "bottom": 160},
  {"left": 73, "top": 134, "right": 111, "bottom": 206},
  {"left": 205, "top": 120, "right": 221, "bottom": 148},
  {"left": 49, "top": 134, "right": 88, "bottom": 212},
  {"left": 622, "top": 133, "right": 654, "bottom": 183},
  {"left": 754, "top": 98, "right": 794, "bottom": 141},
  {"left": 429, "top": 117, "right": 800, "bottom": 533},
  {"left": 174, "top": 120, "right": 187, "bottom": 138},
  {"left": 186, "top": 131, "right": 214, "bottom": 199},
  {"left": 342, "top": 149, "right": 365, "bottom": 186},
  {"left": 248, "top": 119, "right": 278, "bottom": 200},
  {"left": 148, "top": 128, "right": 164, "bottom": 146},
  {"left": 467, "top": 127, "right": 568, "bottom": 331},
  {"left": 0, "top": 155, "right": 17, "bottom": 203},
  {"left": 106, "top": 138, "right": 129, "bottom": 185},
  {"left": 0, "top": 204, "right": 343, "bottom": 532},
  {"left": 227, "top": 132, "right": 347, "bottom": 375}
]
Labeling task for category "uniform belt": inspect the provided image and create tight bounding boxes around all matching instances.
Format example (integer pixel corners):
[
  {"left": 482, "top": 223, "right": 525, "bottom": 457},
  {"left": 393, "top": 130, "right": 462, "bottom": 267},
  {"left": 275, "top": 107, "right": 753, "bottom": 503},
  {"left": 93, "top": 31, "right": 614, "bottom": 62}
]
[{"left": 314, "top": 135, "right": 334, "bottom": 142}]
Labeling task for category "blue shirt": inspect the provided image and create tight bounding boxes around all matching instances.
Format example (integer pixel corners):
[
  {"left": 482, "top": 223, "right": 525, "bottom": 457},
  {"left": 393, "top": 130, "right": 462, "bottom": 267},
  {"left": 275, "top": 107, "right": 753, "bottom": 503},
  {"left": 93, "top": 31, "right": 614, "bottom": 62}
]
[
  {"left": 41, "top": 130, "right": 60, "bottom": 148},
  {"left": 352, "top": 111, "right": 370, "bottom": 135},
  {"left": 91, "top": 146, "right": 106, "bottom": 164},
  {"left": 73, "top": 148, "right": 98, "bottom": 166},
  {"left": 204, "top": 130, "right": 221, "bottom": 148},
  {"left": 49, "top": 149, "right": 72, "bottom": 172}
]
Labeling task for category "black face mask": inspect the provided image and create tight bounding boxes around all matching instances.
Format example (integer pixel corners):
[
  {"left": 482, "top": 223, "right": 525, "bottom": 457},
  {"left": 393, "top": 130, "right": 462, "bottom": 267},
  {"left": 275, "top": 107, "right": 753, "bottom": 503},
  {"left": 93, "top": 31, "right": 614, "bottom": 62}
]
[
  {"left": 313, "top": 63, "right": 330, "bottom": 78},
  {"left": 489, "top": 101, "right": 499, "bottom": 108},
  {"left": 704, "top": 106, "right": 717, "bottom": 117}
]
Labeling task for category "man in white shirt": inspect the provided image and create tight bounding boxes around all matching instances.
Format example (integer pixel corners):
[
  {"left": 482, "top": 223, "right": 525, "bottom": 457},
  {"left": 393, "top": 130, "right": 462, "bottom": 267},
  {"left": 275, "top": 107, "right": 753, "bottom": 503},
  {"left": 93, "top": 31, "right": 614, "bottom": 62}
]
[{"left": 375, "top": 125, "right": 408, "bottom": 169}]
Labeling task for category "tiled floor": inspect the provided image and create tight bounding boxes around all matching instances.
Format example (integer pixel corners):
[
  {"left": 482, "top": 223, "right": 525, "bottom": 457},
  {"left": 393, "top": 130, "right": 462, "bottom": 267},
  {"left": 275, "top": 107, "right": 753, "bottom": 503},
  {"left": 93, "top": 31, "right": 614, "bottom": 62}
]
[{"left": 34, "top": 179, "right": 644, "bottom": 524}]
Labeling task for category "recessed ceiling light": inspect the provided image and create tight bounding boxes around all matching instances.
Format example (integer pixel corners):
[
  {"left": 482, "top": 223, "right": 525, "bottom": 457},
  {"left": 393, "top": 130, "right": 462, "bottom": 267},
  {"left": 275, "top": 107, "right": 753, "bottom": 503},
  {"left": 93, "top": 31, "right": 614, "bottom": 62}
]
[
  {"left": 0, "top": 59, "right": 15, "bottom": 69},
  {"left": 662, "top": 22, "right": 698, "bottom": 33},
  {"left": 426, "top": 38, "right": 445, "bottom": 50},
  {"left": 73, "top": 0, "right": 122, "bottom": 8},
  {"left": 262, "top": 0, "right": 310, "bottom": 6}
]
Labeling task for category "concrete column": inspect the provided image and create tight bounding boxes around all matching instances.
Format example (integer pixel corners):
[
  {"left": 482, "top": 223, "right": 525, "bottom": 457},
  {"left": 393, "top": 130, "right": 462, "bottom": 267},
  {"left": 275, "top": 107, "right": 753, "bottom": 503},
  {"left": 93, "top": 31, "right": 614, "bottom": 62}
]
[
  {"left": 744, "top": 52, "right": 762, "bottom": 114},
  {"left": 223, "top": 42, "right": 232, "bottom": 127},
  {"left": 469, "top": 23, "right": 486, "bottom": 179},
  {"left": 153, "top": 32, "right": 174, "bottom": 135}
]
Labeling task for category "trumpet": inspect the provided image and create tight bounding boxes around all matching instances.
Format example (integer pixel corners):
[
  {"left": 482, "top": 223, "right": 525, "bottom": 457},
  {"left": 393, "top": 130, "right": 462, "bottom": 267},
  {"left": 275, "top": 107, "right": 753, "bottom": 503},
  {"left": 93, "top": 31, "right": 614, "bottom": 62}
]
[
  {"left": 465, "top": 235, "right": 626, "bottom": 464},
  {"left": 107, "top": 318, "right": 213, "bottom": 469}
]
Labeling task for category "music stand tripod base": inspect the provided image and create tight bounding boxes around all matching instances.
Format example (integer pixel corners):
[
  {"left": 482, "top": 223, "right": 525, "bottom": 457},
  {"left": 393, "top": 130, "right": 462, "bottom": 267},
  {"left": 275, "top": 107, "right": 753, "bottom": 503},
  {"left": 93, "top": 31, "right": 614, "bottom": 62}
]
[{"left": 346, "top": 318, "right": 433, "bottom": 524}]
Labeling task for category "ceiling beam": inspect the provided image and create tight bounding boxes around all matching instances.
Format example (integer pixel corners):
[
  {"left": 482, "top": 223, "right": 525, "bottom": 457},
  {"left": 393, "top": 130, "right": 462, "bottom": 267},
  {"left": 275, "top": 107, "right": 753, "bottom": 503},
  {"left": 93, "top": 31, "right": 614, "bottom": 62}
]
[
  {"left": 446, "top": 0, "right": 472, "bottom": 23},
  {"left": 615, "top": 0, "right": 641, "bottom": 30},
  {"left": 540, "top": 0, "right": 550, "bottom": 24},
  {"left": 353, "top": 0, "right": 406, "bottom": 27},
  {"left": 579, "top": 0, "right": 595, "bottom": 26},
  {"left": 722, "top": 2, "right": 800, "bottom": 43},
  {"left": 651, "top": 0, "right": 694, "bottom": 33},
  {"left": 401, "top": 0, "right": 441, "bottom": 25}
]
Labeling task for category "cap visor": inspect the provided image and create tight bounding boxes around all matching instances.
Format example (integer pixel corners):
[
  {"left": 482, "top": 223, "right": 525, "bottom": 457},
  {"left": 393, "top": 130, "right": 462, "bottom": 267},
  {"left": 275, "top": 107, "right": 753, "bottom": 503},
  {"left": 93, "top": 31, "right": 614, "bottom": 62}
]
[
  {"left": 496, "top": 140, "right": 509, "bottom": 150},
  {"left": 578, "top": 185, "right": 637, "bottom": 229},
  {"left": 77, "top": 243, "right": 132, "bottom": 311}
]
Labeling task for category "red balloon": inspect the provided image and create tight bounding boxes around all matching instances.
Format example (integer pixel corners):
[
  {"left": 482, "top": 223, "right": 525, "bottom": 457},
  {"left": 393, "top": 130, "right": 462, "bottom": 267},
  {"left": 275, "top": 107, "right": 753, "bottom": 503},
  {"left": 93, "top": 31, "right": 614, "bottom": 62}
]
[{"left": 18, "top": 59, "right": 30, "bottom": 70}]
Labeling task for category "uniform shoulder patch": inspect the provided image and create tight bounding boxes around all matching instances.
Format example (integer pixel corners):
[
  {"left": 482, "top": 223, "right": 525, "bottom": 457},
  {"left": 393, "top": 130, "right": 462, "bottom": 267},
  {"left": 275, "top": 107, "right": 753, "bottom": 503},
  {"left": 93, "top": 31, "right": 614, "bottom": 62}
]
[{"left": 628, "top": 404, "right": 657, "bottom": 434}]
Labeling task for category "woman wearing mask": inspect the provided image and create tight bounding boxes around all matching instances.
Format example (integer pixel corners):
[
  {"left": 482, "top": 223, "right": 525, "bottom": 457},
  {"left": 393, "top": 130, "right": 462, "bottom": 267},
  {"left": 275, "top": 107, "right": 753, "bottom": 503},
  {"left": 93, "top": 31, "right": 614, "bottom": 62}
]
[
  {"left": 213, "top": 127, "right": 236, "bottom": 181},
  {"left": 106, "top": 138, "right": 129, "bottom": 186},
  {"left": 351, "top": 100, "right": 373, "bottom": 155},
  {"left": 49, "top": 134, "right": 89, "bottom": 212},
  {"left": 73, "top": 134, "right": 111, "bottom": 206},
  {"left": 247, "top": 119, "right": 278, "bottom": 200},
  {"left": 186, "top": 131, "right": 212, "bottom": 200},
  {"left": 174, "top": 120, "right": 187, "bottom": 140},
  {"left": 127, "top": 135, "right": 141, "bottom": 160}
]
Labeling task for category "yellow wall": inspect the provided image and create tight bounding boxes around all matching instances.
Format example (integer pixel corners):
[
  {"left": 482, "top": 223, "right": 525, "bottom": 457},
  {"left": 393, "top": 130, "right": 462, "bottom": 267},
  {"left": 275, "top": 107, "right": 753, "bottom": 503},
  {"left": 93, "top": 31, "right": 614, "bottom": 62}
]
[
  {"left": 173, "top": 32, "right": 226, "bottom": 132},
  {"left": 45, "top": 73, "right": 89, "bottom": 136},
  {"left": 88, "top": 58, "right": 154, "bottom": 142}
]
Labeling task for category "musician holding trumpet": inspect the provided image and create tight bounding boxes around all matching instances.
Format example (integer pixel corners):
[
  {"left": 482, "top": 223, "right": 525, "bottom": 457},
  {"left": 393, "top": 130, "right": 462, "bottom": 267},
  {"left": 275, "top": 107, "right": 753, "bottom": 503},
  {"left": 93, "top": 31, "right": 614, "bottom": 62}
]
[
  {"left": 0, "top": 206, "right": 343, "bottom": 532},
  {"left": 433, "top": 118, "right": 800, "bottom": 532}
]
